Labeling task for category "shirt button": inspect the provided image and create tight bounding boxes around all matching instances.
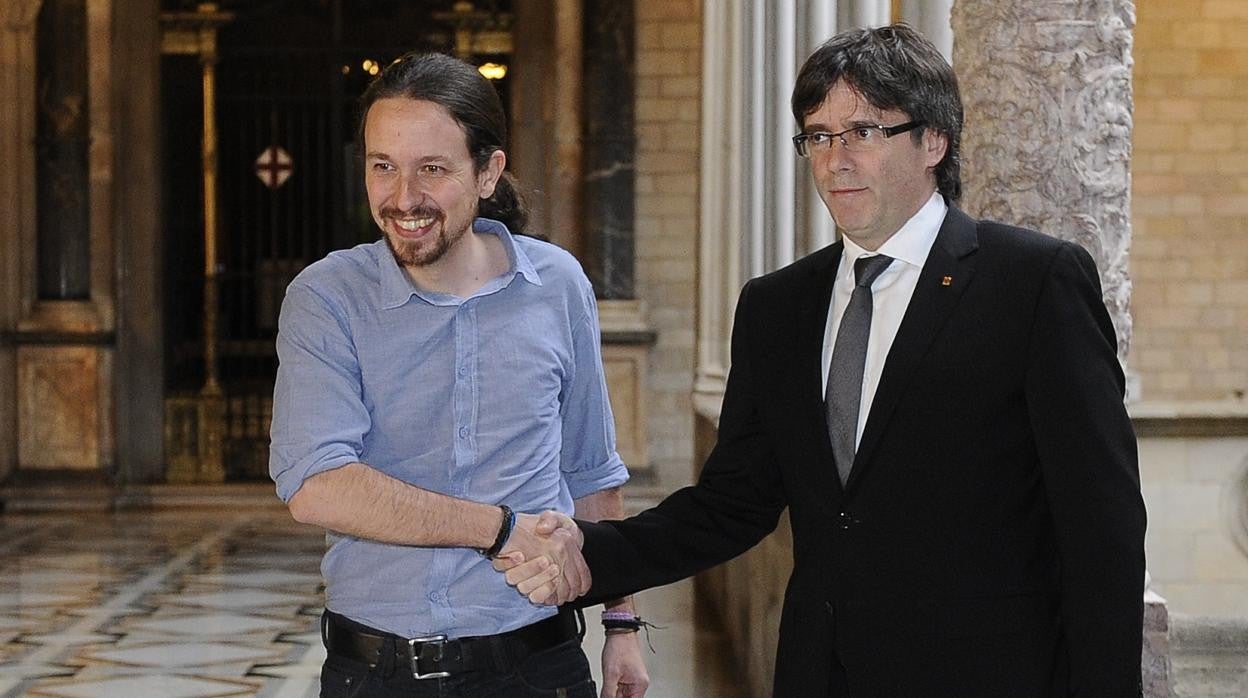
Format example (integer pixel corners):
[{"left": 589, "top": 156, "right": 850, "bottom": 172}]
[
  {"left": 458, "top": 366, "right": 468, "bottom": 377},
  {"left": 458, "top": 426, "right": 469, "bottom": 439},
  {"left": 428, "top": 591, "right": 441, "bottom": 602}
]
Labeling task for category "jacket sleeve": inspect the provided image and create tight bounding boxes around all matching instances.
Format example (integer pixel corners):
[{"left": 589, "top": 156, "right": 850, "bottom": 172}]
[
  {"left": 1025, "top": 241, "right": 1147, "bottom": 695},
  {"left": 576, "top": 280, "right": 789, "bottom": 606}
]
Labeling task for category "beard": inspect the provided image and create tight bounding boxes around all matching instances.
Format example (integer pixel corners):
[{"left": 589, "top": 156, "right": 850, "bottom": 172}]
[{"left": 380, "top": 204, "right": 472, "bottom": 268}]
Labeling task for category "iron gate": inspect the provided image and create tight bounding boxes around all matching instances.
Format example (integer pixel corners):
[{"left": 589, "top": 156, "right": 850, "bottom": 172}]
[{"left": 161, "top": 0, "right": 509, "bottom": 480}]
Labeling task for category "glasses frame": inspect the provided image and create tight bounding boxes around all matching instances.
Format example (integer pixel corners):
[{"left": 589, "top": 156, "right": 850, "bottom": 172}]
[{"left": 791, "top": 121, "right": 925, "bottom": 158}]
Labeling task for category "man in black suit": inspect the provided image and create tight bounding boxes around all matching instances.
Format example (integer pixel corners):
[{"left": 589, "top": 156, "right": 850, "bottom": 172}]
[{"left": 500, "top": 23, "right": 1146, "bottom": 697}]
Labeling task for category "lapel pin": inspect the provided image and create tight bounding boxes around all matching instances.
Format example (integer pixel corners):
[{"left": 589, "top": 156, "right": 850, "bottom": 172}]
[{"left": 941, "top": 276, "right": 953, "bottom": 287}]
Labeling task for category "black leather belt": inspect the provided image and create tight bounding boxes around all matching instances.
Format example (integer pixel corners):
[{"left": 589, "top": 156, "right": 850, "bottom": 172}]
[{"left": 322, "top": 608, "right": 580, "bottom": 680}]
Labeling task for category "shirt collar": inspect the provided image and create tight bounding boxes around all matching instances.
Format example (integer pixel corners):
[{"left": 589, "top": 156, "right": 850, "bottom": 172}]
[
  {"left": 841, "top": 190, "right": 946, "bottom": 271},
  {"left": 480, "top": 217, "right": 542, "bottom": 288},
  {"left": 377, "top": 217, "right": 542, "bottom": 309}
]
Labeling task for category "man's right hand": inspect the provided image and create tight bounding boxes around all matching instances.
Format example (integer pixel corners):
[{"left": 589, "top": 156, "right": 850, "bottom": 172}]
[{"left": 494, "top": 511, "right": 590, "bottom": 605}]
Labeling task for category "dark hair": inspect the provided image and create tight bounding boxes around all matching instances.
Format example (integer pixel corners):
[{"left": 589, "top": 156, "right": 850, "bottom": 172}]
[
  {"left": 357, "top": 51, "right": 530, "bottom": 234},
  {"left": 792, "top": 23, "right": 962, "bottom": 201}
]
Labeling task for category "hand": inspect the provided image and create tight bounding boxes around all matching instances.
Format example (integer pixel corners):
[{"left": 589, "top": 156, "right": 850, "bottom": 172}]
[
  {"left": 493, "top": 511, "right": 590, "bottom": 604},
  {"left": 600, "top": 630, "right": 650, "bottom": 698}
]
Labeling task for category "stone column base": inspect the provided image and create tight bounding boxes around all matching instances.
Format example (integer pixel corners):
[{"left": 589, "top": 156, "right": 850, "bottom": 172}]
[
  {"left": 1144, "top": 588, "right": 1176, "bottom": 698},
  {"left": 599, "top": 299, "right": 656, "bottom": 480}
]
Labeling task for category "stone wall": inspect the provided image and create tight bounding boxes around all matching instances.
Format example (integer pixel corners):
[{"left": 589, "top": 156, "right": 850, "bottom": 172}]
[
  {"left": 1139, "top": 435, "right": 1248, "bottom": 616},
  {"left": 1130, "top": 7, "right": 1248, "bottom": 682},
  {"left": 1131, "top": 1, "right": 1248, "bottom": 402},
  {"left": 1171, "top": 615, "right": 1248, "bottom": 696},
  {"left": 633, "top": 0, "right": 700, "bottom": 490}
]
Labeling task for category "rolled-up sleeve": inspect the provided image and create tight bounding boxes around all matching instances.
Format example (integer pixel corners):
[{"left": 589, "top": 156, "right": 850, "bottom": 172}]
[
  {"left": 558, "top": 288, "right": 630, "bottom": 500},
  {"left": 269, "top": 281, "right": 371, "bottom": 502}
]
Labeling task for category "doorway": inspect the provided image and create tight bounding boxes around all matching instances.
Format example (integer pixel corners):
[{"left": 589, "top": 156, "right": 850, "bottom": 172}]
[{"left": 160, "top": 0, "right": 514, "bottom": 481}]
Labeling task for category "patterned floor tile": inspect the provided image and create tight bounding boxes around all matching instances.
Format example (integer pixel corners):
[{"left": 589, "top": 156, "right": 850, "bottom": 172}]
[
  {"left": 0, "top": 663, "right": 77, "bottom": 681},
  {"left": 84, "top": 642, "right": 287, "bottom": 668},
  {"left": 159, "top": 591, "right": 315, "bottom": 611},
  {"left": 18, "top": 634, "right": 119, "bottom": 646},
  {"left": 0, "top": 594, "right": 84, "bottom": 609},
  {"left": 0, "top": 616, "right": 40, "bottom": 633},
  {"left": 0, "top": 506, "right": 739, "bottom": 697},
  {"left": 123, "top": 614, "right": 300, "bottom": 637},
  {"left": 183, "top": 572, "right": 321, "bottom": 590},
  {"left": 0, "top": 571, "right": 117, "bottom": 589},
  {"left": 25, "top": 674, "right": 257, "bottom": 698}
]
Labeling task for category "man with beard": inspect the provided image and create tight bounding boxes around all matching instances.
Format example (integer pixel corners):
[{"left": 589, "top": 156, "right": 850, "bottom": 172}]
[{"left": 269, "top": 52, "right": 648, "bottom": 697}]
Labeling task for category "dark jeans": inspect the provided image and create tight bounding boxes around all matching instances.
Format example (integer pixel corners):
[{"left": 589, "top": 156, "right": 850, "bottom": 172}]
[{"left": 320, "top": 633, "right": 596, "bottom": 698}]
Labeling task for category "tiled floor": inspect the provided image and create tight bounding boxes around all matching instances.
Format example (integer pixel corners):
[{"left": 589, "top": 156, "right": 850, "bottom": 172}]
[{"left": 0, "top": 507, "right": 740, "bottom": 697}]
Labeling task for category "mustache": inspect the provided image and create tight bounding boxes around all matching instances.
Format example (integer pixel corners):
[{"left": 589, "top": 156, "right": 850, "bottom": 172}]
[{"left": 379, "top": 204, "right": 443, "bottom": 220}]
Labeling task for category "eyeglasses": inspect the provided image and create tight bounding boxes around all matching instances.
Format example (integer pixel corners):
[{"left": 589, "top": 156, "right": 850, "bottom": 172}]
[{"left": 791, "top": 121, "right": 924, "bottom": 157}]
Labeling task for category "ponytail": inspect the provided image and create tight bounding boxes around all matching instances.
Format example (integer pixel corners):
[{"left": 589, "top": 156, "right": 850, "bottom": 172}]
[{"left": 480, "top": 169, "right": 538, "bottom": 239}]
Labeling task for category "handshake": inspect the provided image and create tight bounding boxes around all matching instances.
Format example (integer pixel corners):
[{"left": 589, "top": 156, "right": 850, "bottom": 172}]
[{"left": 493, "top": 511, "right": 590, "bottom": 605}]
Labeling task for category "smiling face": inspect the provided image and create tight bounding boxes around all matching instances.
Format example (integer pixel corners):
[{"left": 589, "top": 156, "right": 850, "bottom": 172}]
[
  {"left": 363, "top": 97, "right": 504, "bottom": 269},
  {"left": 805, "top": 81, "right": 947, "bottom": 250}
]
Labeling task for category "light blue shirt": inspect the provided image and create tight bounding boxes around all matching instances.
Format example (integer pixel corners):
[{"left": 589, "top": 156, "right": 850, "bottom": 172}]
[{"left": 270, "top": 218, "right": 629, "bottom": 638}]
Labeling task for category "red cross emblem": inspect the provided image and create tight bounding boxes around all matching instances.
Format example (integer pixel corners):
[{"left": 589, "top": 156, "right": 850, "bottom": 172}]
[{"left": 254, "top": 146, "right": 294, "bottom": 189}]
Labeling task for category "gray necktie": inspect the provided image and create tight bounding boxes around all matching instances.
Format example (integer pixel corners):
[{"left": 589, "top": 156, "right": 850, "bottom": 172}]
[{"left": 827, "top": 254, "right": 893, "bottom": 485}]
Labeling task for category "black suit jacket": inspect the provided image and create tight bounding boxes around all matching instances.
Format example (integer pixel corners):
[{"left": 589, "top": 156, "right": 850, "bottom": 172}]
[{"left": 578, "top": 206, "right": 1146, "bottom": 696}]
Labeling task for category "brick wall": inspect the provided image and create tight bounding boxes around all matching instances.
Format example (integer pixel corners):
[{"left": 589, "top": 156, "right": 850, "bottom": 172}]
[
  {"left": 1133, "top": 0, "right": 1248, "bottom": 623},
  {"left": 634, "top": 0, "right": 701, "bottom": 489},
  {"left": 1132, "top": 1, "right": 1248, "bottom": 402}
]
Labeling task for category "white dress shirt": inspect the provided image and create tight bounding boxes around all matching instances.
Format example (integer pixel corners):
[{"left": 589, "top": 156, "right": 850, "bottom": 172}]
[{"left": 821, "top": 191, "right": 947, "bottom": 449}]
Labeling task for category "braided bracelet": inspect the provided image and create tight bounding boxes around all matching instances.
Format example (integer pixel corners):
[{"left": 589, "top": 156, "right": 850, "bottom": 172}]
[
  {"left": 481, "top": 505, "right": 516, "bottom": 558},
  {"left": 601, "top": 611, "right": 643, "bottom": 633}
]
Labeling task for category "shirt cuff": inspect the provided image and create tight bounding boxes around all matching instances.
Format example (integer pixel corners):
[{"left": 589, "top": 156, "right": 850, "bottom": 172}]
[
  {"left": 565, "top": 453, "right": 630, "bottom": 500},
  {"left": 271, "top": 446, "right": 360, "bottom": 502}
]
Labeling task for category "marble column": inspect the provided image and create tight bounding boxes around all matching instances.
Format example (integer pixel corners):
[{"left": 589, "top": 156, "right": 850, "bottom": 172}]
[
  {"left": 582, "top": 0, "right": 635, "bottom": 299},
  {"left": 583, "top": 0, "right": 651, "bottom": 474},
  {"left": 34, "top": 0, "right": 91, "bottom": 300},
  {"left": 1, "top": 0, "right": 116, "bottom": 480},
  {"left": 553, "top": 0, "right": 585, "bottom": 258},
  {"left": 508, "top": 0, "right": 555, "bottom": 235},
  {"left": 0, "top": 0, "right": 45, "bottom": 481},
  {"left": 509, "top": 0, "right": 584, "bottom": 258},
  {"left": 112, "top": 0, "right": 164, "bottom": 483},
  {"left": 510, "top": 0, "right": 652, "bottom": 474},
  {"left": 951, "top": 2, "right": 1168, "bottom": 694},
  {"left": 952, "top": 0, "right": 1134, "bottom": 366}
]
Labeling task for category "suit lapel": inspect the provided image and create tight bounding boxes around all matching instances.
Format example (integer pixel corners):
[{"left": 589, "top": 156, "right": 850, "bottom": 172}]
[{"left": 846, "top": 207, "right": 979, "bottom": 490}]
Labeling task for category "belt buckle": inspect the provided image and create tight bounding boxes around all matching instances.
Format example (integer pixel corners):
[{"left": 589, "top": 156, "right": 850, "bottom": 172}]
[{"left": 407, "top": 634, "right": 451, "bottom": 679}]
